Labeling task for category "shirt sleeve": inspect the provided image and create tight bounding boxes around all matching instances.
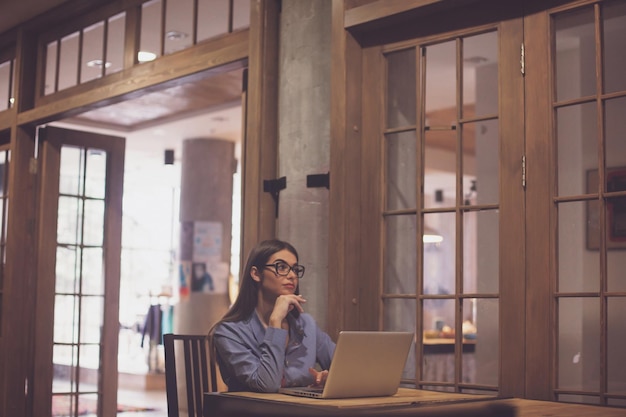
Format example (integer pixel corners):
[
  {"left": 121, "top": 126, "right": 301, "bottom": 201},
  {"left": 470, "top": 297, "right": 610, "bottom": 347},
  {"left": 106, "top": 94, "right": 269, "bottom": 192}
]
[
  {"left": 214, "top": 321, "right": 288, "bottom": 392},
  {"left": 315, "top": 323, "right": 336, "bottom": 370}
]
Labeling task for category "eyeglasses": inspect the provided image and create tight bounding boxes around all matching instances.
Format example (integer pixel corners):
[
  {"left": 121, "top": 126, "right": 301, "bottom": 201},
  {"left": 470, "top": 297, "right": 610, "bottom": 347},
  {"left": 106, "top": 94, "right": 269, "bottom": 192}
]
[{"left": 264, "top": 261, "right": 305, "bottom": 278}]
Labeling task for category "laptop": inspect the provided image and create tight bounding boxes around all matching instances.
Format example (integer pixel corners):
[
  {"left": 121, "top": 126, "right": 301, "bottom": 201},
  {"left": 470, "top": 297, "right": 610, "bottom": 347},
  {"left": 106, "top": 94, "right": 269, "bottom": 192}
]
[{"left": 279, "top": 331, "right": 413, "bottom": 399}]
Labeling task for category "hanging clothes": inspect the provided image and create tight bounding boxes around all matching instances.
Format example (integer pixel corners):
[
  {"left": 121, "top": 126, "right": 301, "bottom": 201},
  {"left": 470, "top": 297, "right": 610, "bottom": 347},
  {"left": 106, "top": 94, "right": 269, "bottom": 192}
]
[{"left": 140, "top": 304, "right": 163, "bottom": 347}]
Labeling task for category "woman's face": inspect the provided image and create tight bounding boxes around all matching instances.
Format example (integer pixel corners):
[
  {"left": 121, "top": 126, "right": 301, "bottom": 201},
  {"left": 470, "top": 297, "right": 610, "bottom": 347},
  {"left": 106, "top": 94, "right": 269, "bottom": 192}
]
[{"left": 252, "top": 249, "right": 299, "bottom": 299}]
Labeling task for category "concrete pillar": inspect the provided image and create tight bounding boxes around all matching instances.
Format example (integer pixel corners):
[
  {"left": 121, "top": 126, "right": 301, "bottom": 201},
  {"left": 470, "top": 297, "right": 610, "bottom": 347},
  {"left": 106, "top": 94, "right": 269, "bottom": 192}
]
[
  {"left": 277, "top": 1, "right": 332, "bottom": 330},
  {"left": 174, "top": 138, "right": 235, "bottom": 335}
]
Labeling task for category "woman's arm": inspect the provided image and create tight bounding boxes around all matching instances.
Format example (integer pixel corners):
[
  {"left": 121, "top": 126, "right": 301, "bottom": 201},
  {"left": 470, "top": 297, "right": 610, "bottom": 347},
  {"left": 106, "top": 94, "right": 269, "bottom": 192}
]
[{"left": 213, "top": 322, "right": 287, "bottom": 392}]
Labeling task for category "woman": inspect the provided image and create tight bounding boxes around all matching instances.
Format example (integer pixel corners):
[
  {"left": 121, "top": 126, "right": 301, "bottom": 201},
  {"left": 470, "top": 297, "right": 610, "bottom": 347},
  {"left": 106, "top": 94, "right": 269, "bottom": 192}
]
[{"left": 211, "top": 239, "right": 335, "bottom": 392}]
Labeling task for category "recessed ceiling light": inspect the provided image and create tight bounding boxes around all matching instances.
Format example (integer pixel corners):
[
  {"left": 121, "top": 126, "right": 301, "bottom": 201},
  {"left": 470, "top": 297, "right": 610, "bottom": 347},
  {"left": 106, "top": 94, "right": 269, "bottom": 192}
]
[
  {"left": 165, "top": 30, "right": 189, "bottom": 41},
  {"left": 86, "top": 59, "right": 112, "bottom": 68},
  {"left": 138, "top": 51, "right": 157, "bottom": 62}
]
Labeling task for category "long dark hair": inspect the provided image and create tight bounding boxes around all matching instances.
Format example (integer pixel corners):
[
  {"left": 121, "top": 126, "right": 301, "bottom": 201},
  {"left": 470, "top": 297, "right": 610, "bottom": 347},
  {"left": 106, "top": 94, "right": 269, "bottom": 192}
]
[{"left": 213, "top": 239, "right": 299, "bottom": 327}]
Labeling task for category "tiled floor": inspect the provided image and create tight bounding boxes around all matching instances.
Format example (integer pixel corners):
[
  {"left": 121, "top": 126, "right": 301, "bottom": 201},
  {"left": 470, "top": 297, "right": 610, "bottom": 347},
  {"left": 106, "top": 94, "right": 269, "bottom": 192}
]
[{"left": 117, "top": 387, "right": 168, "bottom": 417}]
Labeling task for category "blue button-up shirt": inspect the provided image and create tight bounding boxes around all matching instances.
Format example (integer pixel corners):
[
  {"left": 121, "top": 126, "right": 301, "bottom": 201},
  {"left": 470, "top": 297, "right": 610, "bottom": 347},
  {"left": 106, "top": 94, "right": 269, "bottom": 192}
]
[{"left": 213, "top": 311, "right": 335, "bottom": 392}]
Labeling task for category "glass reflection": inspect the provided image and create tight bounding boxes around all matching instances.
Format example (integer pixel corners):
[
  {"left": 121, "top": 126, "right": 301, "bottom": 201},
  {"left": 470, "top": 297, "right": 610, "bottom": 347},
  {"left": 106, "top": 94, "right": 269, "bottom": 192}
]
[
  {"left": 605, "top": 97, "right": 626, "bottom": 175},
  {"left": 386, "top": 48, "right": 416, "bottom": 129},
  {"left": 557, "top": 103, "right": 597, "bottom": 197},
  {"left": 82, "top": 248, "right": 104, "bottom": 296},
  {"left": 140, "top": 0, "right": 163, "bottom": 60},
  {"left": 464, "top": 209, "right": 499, "bottom": 294},
  {"left": 54, "top": 295, "right": 79, "bottom": 344},
  {"left": 554, "top": 6, "right": 595, "bottom": 102},
  {"left": 80, "top": 296, "right": 104, "bottom": 344},
  {"left": 198, "top": 0, "right": 230, "bottom": 42},
  {"left": 386, "top": 131, "right": 416, "bottom": 211},
  {"left": 463, "top": 119, "right": 498, "bottom": 206},
  {"left": 0, "top": 61, "right": 11, "bottom": 111},
  {"left": 603, "top": 1, "right": 626, "bottom": 94},
  {"left": 384, "top": 214, "right": 417, "bottom": 294},
  {"left": 81, "top": 21, "right": 105, "bottom": 84},
  {"left": 558, "top": 297, "right": 600, "bottom": 392},
  {"left": 83, "top": 199, "right": 105, "bottom": 247},
  {"left": 558, "top": 201, "right": 599, "bottom": 293},
  {"left": 45, "top": 42, "right": 58, "bottom": 95},
  {"left": 165, "top": 0, "right": 193, "bottom": 55},
  {"left": 463, "top": 31, "right": 498, "bottom": 117},
  {"left": 106, "top": 13, "right": 126, "bottom": 75},
  {"left": 467, "top": 298, "right": 498, "bottom": 386},
  {"left": 383, "top": 298, "right": 416, "bottom": 381},
  {"left": 59, "top": 32, "right": 80, "bottom": 91},
  {"left": 608, "top": 297, "right": 626, "bottom": 394}
]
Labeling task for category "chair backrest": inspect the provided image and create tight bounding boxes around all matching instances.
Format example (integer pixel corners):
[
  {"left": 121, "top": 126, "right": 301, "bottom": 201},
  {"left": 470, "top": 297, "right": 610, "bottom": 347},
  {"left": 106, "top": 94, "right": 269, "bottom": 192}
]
[{"left": 163, "top": 333, "right": 222, "bottom": 417}]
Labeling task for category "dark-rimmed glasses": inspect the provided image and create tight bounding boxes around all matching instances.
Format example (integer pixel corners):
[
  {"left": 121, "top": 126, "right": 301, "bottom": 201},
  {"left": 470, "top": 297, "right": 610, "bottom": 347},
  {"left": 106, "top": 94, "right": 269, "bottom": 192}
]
[{"left": 264, "top": 261, "right": 305, "bottom": 278}]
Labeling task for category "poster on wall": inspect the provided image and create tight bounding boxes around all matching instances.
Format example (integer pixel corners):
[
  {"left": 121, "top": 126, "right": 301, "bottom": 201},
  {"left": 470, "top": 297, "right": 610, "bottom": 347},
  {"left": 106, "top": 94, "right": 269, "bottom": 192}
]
[{"left": 191, "top": 221, "right": 229, "bottom": 295}]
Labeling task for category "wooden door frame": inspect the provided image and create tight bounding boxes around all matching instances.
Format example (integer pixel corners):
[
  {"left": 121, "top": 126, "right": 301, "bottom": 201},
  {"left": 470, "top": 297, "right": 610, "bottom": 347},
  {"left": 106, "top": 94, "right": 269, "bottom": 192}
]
[{"left": 32, "top": 126, "right": 125, "bottom": 417}]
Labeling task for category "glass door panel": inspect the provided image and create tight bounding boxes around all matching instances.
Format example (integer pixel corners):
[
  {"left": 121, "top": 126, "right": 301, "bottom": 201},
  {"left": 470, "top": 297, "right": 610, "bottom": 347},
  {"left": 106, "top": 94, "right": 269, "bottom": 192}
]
[
  {"left": 381, "top": 23, "right": 503, "bottom": 393},
  {"left": 33, "top": 127, "right": 124, "bottom": 417}
]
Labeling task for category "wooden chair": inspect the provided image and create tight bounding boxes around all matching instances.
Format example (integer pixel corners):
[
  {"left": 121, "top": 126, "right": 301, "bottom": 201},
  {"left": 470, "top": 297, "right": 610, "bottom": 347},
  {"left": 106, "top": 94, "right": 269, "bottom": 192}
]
[{"left": 163, "top": 333, "right": 222, "bottom": 417}]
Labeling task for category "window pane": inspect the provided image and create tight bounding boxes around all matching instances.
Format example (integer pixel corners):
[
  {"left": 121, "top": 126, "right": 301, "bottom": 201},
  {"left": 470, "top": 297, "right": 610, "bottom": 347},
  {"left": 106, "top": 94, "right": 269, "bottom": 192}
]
[
  {"left": 463, "top": 31, "right": 498, "bottom": 117},
  {"left": 52, "top": 344, "right": 77, "bottom": 392},
  {"left": 83, "top": 199, "right": 105, "bottom": 247},
  {"left": 558, "top": 297, "right": 600, "bottom": 392},
  {"left": 557, "top": 103, "right": 597, "bottom": 197},
  {"left": 81, "top": 21, "right": 105, "bottom": 83},
  {"left": 386, "top": 131, "right": 416, "bottom": 211},
  {"left": 424, "top": 212, "right": 455, "bottom": 295},
  {"left": 386, "top": 48, "right": 416, "bottom": 129},
  {"left": 106, "top": 12, "right": 126, "bottom": 75},
  {"left": 423, "top": 299, "right": 455, "bottom": 383},
  {"left": 58, "top": 196, "right": 83, "bottom": 245},
  {"left": 465, "top": 119, "right": 498, "bottom": 206},
  {"left": 80, "top": 296, "right": 103, "bottom": 344},
  {"left": 58, "top": 32, "right": 80, "bottom": 91},
  {"left": 425, "top": 128, "right": 456, "bottom": 209},
  {"left": 140, "top": 0, "right": 163, "bottom": 60},
  {"left": 85, "top": 149, "right": 107, "bottom": 199},
  {"left": 464, "top": 209, "right": 499, "bottom": 294},
  {"left": 605, "top": 97, "right": 626, "bottom": 173},
  {"left": 425, "top": 40, "right": 456, "bottom": 116},
  {"left": 232, "top": 0, "right": 250, "bottom": 31},
  {"left": 56, "top": 246, "right": 80, "bottom": 294},
  {"left": 384, "top": 214, "right": 416, "bottom": 294},
  {"left": 60, "top": 146, "right": 84, "bottom": 196},
  {"left": 554, "top": 6, "right": 596, "bottom": 102},
  {"left": 82, "top": 248, "right": 104, "bottom": 296},
  {"left": 45, "top": 42, "right": 58, "bottom": 95},
  {"left": 197, "top": 0, "right": 229, "bottom": 42},
  {"left": 0, "top": 60, "right": 11, "bottom": 111},
  {"left": 608, "top": 297, "right": 626, "bottom": 394},
  {"left": 559, "top": 201, "right": 599, "bottom": 292},
  {"left": 165, "top": 0, "right": 193, "bottom": 54},
  {"left": 467, "top": 298, "right": 498, "bottom": 386},
  {"left": 603, "top": 1, "right": 626, "bottom": 94},
  {"left": 54, "top": 295, "right": 79, "bottom": 344},
  {"left": 383, "top": 298, "right": 416, "bottom": 380}
]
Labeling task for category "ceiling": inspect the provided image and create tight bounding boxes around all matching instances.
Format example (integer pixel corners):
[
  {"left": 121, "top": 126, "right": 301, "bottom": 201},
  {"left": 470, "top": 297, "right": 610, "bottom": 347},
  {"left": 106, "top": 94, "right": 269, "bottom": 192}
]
[{"left": 2, "top": 0, "right": 244, "bottom": 164}]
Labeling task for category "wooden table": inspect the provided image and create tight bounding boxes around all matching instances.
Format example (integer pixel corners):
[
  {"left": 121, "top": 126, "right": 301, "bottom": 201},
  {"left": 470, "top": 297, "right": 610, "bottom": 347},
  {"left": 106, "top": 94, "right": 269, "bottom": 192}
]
[
  {"left": 203, "top": 387, "right": 514, "bottom": 417},
  {"left": 204, "top": 387, "right": 626, "bottom": 417}
]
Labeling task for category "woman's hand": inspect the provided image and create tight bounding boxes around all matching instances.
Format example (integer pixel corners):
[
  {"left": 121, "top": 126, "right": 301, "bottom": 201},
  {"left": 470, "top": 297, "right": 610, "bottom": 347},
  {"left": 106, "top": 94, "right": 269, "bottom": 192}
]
[
  {"left": 268, "top": 294, "right": 306, "bottom": 328},
  {"left": 308, "top": 367, "right": 329, "bottom": 387}
]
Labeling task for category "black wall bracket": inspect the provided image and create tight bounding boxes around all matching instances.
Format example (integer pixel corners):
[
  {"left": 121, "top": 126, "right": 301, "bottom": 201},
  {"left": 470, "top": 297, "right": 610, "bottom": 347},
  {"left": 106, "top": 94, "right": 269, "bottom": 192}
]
[
  {"left": 306, "top": 172, "right": 330, "bottom": 189},
  {"left": 263, "top": 176, "right": 287, "bottom": 218}
]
